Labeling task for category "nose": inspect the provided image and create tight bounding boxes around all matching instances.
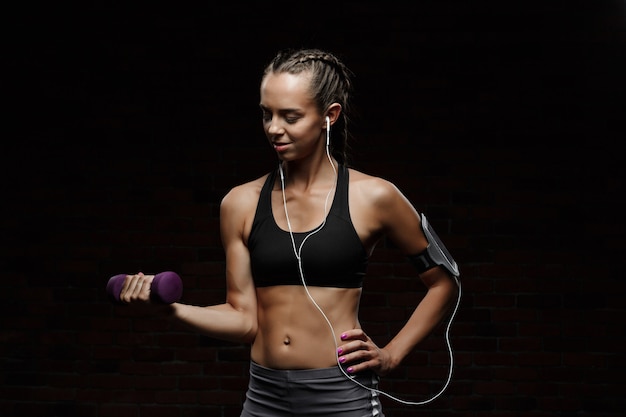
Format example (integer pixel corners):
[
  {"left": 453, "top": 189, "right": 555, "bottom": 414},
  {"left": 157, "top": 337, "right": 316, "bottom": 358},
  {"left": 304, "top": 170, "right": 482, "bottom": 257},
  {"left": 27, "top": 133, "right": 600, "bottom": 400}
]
[{"left": 267, "top": 118, "right": 283, "bottom": 136}]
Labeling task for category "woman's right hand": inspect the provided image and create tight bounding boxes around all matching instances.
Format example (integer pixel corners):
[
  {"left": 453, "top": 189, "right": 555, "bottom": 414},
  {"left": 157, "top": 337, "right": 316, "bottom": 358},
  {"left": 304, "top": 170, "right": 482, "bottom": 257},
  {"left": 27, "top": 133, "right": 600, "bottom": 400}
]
[
  {"left": 118, "top": 272, "right": 154, "bottom": 304},
  {"left": 115, "top": 272, "right": 176, "bottom": 316}
]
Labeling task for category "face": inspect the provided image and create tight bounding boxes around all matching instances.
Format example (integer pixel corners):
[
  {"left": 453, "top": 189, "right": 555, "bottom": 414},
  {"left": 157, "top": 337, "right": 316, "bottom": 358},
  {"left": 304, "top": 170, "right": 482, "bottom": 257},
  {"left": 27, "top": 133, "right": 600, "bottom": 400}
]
[{"left": 259, "top": 72, "right": 324, "bottom": 161}]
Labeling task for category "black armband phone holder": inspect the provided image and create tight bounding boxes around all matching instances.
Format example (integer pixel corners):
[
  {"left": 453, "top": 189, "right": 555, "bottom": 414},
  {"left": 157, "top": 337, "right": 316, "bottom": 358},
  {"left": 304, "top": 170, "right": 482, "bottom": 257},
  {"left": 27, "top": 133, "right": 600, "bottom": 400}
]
[{"left": 408, "top": 213, "right": 460, "bottom": 278}]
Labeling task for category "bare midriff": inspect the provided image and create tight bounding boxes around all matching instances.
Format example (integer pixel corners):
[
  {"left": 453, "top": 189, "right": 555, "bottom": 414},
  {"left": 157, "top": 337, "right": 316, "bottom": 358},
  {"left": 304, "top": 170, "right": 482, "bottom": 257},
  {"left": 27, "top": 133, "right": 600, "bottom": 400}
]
[{"left": 252, "top": 285, "right": 362, "bottom": 369}]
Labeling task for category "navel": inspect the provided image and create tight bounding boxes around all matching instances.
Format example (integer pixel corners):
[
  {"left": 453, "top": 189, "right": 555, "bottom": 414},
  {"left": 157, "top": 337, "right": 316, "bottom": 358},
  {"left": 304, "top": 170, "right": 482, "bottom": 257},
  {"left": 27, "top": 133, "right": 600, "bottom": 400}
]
[{"left": 283, "top": 337, "right": 291, "bottom": 345}]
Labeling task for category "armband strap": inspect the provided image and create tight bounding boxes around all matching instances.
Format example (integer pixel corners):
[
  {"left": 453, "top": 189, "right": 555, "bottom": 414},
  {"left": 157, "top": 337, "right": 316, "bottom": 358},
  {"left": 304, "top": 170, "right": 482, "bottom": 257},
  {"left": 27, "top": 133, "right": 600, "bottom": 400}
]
[{"left": 408, "top": 213, "right": 460, "bottom": 278}]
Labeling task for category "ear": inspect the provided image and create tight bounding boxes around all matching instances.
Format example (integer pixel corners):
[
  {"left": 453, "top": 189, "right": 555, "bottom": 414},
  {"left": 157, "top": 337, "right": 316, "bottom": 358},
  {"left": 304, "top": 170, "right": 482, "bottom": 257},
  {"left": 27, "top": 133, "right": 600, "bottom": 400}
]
[{"left": 325, "top": 103, "right": 342, "bottom": 127}]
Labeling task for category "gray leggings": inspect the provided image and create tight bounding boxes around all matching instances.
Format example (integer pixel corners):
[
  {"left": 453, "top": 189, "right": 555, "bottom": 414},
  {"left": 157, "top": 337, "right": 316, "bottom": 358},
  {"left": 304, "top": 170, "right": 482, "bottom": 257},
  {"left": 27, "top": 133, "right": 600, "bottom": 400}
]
[{"left": 241, "top": 361, "right": 385, "bottom": 417}]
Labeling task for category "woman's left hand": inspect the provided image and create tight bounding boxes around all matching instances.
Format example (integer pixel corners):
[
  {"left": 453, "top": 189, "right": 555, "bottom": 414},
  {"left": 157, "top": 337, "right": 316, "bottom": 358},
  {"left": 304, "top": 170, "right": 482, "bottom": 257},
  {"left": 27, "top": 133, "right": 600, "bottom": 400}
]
[{"left": 336, "top": 329, "right": 394, "bottom": 376}]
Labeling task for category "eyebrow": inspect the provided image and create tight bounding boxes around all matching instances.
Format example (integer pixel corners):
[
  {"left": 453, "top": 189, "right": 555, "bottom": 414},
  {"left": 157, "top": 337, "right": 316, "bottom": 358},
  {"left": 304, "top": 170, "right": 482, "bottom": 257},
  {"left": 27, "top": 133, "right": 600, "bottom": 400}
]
[{"left": 259, "top": 104, "right": 301, "bottom": 114}]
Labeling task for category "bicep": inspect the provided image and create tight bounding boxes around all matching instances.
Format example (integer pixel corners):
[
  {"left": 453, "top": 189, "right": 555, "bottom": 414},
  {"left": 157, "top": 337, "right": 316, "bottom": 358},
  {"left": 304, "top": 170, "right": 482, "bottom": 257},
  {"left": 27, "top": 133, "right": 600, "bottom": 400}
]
[
  {"left": 377, "top": 182, "right": 428, "bottom": 256},
  {"left": 374, "top": 181, "right": 457, "bottom": 287},
  {"left": 220, "top": 192, "right": 257, "bottom": 317}
]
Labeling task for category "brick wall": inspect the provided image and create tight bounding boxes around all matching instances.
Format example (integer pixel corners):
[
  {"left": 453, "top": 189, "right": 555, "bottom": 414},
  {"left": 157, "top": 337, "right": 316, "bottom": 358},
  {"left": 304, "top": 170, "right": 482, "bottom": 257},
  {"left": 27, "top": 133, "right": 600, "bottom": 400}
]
[{"left": 2, "top": 3, "right": 624, "bottom": 417}]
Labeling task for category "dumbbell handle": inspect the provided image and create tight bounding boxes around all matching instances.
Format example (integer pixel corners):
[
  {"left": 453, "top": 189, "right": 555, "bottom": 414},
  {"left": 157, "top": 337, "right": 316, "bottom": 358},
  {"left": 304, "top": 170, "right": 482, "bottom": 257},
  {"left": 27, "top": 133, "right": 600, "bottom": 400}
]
[{"left": 106, "top": 271, "right": 183, "bottom": 304}]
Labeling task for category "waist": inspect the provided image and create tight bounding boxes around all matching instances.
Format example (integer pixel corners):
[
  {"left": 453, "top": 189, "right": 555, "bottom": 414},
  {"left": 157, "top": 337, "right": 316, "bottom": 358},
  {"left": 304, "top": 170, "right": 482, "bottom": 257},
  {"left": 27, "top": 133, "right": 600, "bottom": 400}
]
[
  {"left": 250, "top": 360, "right": 347, "bottom": 380},
  {"left": 252, "top": 286, "right": 361, "bottom": 369}
]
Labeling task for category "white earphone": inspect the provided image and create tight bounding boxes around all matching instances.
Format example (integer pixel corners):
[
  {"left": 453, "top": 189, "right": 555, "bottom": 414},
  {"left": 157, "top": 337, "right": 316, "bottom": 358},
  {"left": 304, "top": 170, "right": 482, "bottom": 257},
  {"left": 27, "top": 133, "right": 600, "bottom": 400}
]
[
  {"left": 279, "top": 112, "right": 459, "bottom": 406},
  {"left": 325, "top": 116, "right": 330, "bottom": 148}
]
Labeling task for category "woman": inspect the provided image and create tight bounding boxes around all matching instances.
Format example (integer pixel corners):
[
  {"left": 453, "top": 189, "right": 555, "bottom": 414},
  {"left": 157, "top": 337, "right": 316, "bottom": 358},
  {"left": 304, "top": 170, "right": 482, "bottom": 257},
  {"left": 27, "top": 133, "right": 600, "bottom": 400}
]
[{"left": 120, "top": 48, "right": 459, "bottom": 417}]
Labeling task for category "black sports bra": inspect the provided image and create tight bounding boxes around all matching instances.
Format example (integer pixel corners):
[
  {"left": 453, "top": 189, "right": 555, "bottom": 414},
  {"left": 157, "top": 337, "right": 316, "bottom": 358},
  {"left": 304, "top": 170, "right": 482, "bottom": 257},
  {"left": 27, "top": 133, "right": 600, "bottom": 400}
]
[{"left": 248, "top": 165, "right": 368, "bottom": 288}]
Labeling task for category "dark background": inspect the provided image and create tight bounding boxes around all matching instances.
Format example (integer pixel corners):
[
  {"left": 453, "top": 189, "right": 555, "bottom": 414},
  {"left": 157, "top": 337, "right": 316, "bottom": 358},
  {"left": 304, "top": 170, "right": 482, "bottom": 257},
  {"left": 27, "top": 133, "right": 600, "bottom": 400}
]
[{"left": 2, "top": 2, "right": 625, "bottom": 416}]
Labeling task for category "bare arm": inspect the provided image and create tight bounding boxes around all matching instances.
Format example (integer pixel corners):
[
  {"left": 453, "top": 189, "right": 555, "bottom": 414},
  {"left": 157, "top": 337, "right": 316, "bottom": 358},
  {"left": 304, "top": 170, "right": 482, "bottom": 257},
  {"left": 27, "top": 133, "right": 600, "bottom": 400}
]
[
  {"left": 171, "top": 185, "right": 258, "bottom": 343},
  {"left": 119, "top": 184, "right": 259, "bottom": 344}
]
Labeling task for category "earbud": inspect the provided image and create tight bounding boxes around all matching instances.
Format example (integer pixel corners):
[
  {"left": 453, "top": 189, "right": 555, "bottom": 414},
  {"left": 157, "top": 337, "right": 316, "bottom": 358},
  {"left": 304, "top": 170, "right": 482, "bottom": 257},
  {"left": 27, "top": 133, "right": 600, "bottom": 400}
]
[{"left": 325, "top": 116, "right": 330, "bottom": 147}]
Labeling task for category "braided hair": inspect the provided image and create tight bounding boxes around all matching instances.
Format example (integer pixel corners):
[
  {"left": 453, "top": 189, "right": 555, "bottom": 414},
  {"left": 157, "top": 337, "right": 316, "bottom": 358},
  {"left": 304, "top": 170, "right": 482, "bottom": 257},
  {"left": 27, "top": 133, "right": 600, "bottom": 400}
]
[{"left": 263, "top": 48, "right": 355, "bottom": 166}]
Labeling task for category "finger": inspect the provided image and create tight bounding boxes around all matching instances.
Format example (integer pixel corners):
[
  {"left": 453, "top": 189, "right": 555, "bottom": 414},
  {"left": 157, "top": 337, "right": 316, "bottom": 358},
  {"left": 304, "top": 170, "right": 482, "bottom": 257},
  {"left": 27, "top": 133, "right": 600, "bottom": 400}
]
[
  {"left": 118, "top": 275, "right": 134, "bottom": 302},
  {"left": 337, "top": 339, "right": 376, "bottom": 368},
  {"left": 343, "top": 357, "right": 380, "bottom": 375},
  {"left": 338, "top": 330, "right": 370, "bottom": 355},
  {"left": 134, "top": 274, "right": 155, "bottom": 299},
  {"left": 138, "top": 275, "right": 154, "bottom": 299},
  {"left": 120, "top": 273, "right": 151, "bottom": 303},
  {"left": 131, "top": 277, "right": 145, "bottom": 297},
  {"left": 340, "top": 329, "right": 368, "bottom": 342}
]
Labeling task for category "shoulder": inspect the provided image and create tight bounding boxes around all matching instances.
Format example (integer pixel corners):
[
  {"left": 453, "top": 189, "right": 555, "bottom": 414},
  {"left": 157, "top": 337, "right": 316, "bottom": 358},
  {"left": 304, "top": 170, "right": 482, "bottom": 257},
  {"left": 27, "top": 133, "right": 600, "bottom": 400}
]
[
  {"left": 347, "top": 167, "right": 420, "bottom": 233},
  {"left": 347, "top": 167, "right": 407, "bottom": 207},
  {"left": 347, "top": 167, "right": 425, "bottom": 253},
  {"left": 221, "top": 173, "right": 269, "bottom": 210},
  {"left": 220, "top": 173, "right": 271, "bottom": 233}
]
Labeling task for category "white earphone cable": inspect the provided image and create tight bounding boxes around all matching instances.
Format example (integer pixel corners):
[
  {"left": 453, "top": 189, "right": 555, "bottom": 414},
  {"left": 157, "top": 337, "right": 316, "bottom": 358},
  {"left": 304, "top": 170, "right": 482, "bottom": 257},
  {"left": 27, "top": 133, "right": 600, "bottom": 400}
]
[{"left": 278, "top": 116, "right": 460, "bottom": 405}]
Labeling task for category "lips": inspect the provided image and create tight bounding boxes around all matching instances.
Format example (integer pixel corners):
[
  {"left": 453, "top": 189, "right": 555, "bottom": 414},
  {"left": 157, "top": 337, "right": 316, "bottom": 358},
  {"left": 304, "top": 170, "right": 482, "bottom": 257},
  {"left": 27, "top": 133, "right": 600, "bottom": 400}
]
[{"left": 273, "top": 142, "right": 290, "bottom": 152}]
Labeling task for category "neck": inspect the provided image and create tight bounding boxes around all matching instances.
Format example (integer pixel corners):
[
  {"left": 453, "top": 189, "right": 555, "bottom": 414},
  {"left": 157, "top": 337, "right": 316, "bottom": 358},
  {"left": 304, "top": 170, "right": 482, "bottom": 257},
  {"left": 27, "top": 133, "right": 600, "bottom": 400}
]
[{"left": 279, "top": 157, "right": 338, "bottom": 191}]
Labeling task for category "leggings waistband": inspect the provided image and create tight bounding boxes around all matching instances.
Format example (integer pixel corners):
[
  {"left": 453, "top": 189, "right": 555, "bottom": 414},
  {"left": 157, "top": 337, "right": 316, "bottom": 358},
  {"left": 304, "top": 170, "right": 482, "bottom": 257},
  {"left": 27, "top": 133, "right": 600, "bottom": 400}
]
[
  {"left": 249, "top": 361, "right": 351, "bottom": 381},
  {"left": 241, "top": 361, "right": 385, "bottom": 417}
]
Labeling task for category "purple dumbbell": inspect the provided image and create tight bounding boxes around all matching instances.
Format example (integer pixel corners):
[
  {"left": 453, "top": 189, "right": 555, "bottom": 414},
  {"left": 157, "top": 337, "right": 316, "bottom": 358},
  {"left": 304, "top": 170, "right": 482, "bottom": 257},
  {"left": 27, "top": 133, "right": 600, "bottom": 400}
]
[{"left": 106, "top": 271, "right": 183, "bottom": 304}]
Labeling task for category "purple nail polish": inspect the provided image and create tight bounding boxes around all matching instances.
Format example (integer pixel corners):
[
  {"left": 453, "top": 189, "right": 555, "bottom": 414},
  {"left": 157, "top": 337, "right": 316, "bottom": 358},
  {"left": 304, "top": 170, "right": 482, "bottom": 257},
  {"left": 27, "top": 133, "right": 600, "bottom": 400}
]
[
  {"left": 347, "top": 367, "right": 354, "bottom": 373},
  {"left": 339, "top": 357, "right": 345, "bottom": 363}
]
